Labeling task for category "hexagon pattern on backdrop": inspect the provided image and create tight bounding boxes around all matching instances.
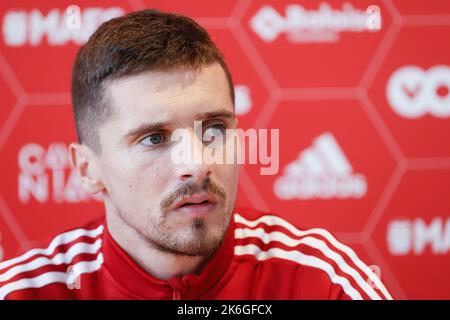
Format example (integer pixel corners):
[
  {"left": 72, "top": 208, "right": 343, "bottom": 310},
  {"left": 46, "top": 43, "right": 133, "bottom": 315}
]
[{"left": 0, "top": 0, "right": 449, "bottom": 299}]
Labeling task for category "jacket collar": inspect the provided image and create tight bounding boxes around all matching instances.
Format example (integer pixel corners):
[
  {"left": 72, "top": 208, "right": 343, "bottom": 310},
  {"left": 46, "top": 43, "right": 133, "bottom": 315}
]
[{"left": 101, "top": 215, "right": 236, "bottom": 299}]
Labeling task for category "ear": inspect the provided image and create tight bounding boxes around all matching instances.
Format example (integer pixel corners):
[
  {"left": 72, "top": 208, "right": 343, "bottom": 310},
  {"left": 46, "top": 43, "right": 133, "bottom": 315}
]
[{"left": 69, "top": 142, "right": 105, "bottom": 194}]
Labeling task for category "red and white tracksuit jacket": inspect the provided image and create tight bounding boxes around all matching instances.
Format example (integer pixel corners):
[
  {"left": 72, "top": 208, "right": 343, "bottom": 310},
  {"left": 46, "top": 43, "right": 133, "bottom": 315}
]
[{"left": 0, "top": 208, "right": 393, "bottom": 300}]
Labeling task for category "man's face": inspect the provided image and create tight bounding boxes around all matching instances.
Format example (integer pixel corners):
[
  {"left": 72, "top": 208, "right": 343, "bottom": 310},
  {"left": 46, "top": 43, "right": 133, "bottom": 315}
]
[{"left": 96, "top": 63, "right": 239, "bottom": 257}]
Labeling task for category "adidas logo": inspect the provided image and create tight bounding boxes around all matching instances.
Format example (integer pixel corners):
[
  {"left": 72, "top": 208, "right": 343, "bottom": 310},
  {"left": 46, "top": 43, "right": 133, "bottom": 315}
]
[{"left": 274, "top": 132, "right": 367, "bottom": 200}]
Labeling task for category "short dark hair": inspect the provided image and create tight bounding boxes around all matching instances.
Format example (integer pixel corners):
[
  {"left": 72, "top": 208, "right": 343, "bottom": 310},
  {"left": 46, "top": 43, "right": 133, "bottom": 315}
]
[{"left": 71, "top": 9, "right": 234, "bottom": 153}]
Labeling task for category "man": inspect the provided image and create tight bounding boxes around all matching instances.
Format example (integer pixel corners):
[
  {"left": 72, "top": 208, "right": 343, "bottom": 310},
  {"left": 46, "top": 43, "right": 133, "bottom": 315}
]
[{"left": 0, "top": 9, "right": 392, "bottom": 300}]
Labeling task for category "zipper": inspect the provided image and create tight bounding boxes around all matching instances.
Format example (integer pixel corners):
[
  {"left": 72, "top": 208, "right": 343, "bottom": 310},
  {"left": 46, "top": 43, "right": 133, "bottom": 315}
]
[
  {"left": 166, "top": 280, "right": 182, "bottom": 300},
  {"left": 172, "top": 289, "right": 181, "bottom": 300}
]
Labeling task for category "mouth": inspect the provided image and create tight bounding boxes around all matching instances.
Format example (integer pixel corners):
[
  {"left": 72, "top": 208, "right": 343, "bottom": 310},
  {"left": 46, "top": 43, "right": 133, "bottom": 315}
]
[{"left": 170, "top": 193, "right": 218, "bottom": 216}]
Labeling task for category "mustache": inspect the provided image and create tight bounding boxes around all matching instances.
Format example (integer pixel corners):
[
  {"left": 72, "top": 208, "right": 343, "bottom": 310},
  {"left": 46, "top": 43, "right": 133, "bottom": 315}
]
[{"left": 160, "top": 178, "right": 227, "bottom": 211}]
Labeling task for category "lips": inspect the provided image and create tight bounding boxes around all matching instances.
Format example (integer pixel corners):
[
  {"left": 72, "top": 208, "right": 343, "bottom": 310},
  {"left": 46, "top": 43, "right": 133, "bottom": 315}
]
[
  {"left": 170, "top": 193, "right": 218, "bottom": 216},
  {"left": 172, "top": 193, "right": 217, "bottom": 209}
]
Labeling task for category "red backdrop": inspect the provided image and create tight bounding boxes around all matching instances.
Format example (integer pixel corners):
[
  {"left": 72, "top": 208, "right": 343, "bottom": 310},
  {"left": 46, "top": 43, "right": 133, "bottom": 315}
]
[{"left": 0, "top": 0, "right": 449, "bottom": 299}]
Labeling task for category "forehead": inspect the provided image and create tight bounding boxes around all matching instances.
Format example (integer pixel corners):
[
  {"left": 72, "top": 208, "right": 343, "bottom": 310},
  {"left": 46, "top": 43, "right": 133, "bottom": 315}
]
[{"left": 105, "top": 63, "right": 233, "bottom": 126}]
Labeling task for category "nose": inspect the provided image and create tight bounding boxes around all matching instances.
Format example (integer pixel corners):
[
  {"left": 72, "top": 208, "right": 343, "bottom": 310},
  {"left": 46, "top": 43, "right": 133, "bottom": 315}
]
[
  {"left": 178, "top": 163, "right": 212, "bottom": 183},
  {"left": 172, "top": 127, "right": 213, "bottom": 183}
]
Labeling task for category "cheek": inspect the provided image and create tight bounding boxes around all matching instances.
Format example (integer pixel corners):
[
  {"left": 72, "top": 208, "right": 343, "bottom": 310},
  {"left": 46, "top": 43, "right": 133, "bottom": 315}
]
[
  {"left": 134, "top": 169, "right": 178, "bottom": 215},
  {"left": 216, "top": 164, "right": 239, "bottom": 192},
  {"left": 102, "top": 154, "right": 166, "bottom": 204},
  {"left": 103, "top": 164, "right": 139, "bottom": 204}
]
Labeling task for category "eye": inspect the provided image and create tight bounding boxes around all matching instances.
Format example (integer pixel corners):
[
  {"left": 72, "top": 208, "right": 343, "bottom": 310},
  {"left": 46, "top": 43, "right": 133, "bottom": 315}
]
[
  {"left": 139, "top": 133, "right": 166, "bottom": 147},
  {"left": 204, "top": 123, "right": 226, "bottom": 140}
]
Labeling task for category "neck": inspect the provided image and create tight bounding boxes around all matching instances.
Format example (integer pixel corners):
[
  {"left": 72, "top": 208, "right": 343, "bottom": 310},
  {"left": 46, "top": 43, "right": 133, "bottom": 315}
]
[{"left": 105, "top": 205, "right": 207, "bottom": 280}]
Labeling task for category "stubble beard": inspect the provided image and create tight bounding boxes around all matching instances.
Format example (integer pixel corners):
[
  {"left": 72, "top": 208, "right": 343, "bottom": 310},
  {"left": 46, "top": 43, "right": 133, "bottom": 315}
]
[
  {"left": 117, "top": 203, "right": 232, "bottom": 258},
  {"left": 142, "top": 204, "right": 232, "bottom": 257}
]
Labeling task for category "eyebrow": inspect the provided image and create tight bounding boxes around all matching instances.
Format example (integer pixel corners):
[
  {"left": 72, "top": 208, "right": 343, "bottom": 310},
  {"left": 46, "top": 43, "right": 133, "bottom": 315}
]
[
  {"left": 121, "top": 109, "right": 236, "bottom": 144},
  {"left": 198, "top": 110, "right": 236, "bottom": 121}
]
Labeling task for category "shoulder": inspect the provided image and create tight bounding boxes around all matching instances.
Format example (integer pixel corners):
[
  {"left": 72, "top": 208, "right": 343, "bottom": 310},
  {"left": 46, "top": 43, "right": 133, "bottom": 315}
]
[
  {"left": 231, "top": 207, "right": 393, "bottom": 300},
  {"left": 0, "top": 219, "right": 105, "bottom": 300}
]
